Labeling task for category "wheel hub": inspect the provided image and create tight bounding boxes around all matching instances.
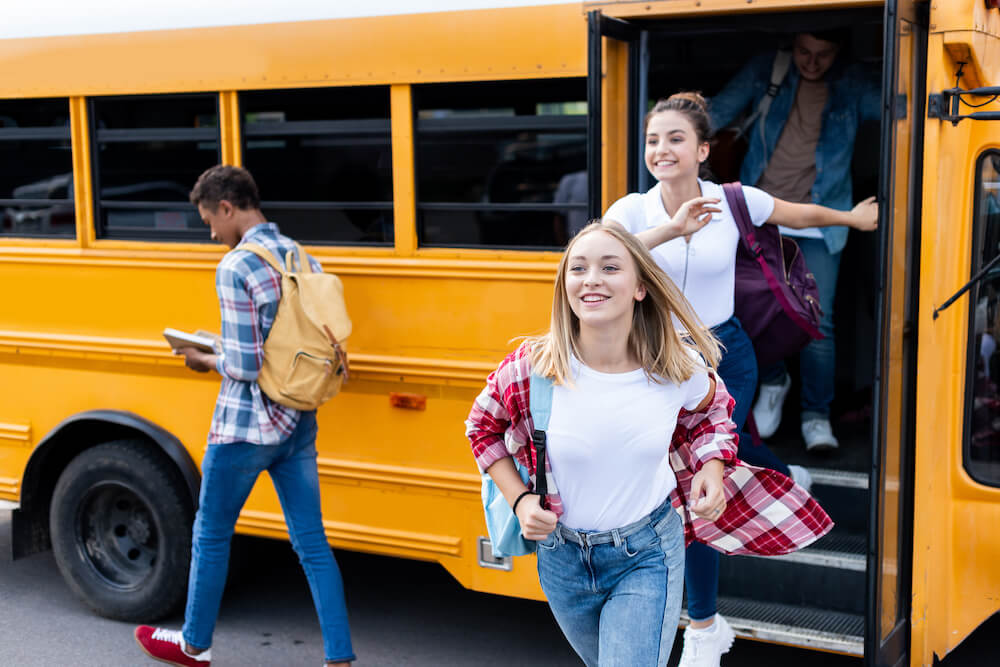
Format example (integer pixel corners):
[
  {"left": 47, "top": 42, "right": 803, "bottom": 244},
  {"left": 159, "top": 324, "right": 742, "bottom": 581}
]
[{"left": 76, "top": 483, "right": 160, "bottom": 590}]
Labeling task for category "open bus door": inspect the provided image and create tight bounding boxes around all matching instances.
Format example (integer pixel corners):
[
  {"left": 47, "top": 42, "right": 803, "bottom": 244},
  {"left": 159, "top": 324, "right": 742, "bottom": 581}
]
[
  {"left": 867, "top": 1, "right": 926, "bottom": 664},
  {"left": 587, "top": 2, "right": 928, "bottom": 662},
  {"left": 587, "top": 10, "right": 645, "bottom": 217}
]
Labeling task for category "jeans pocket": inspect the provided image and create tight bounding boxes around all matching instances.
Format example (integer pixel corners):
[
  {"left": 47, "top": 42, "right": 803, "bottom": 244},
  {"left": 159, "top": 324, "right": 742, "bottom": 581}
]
[
  {"left": 622, "top": 526, "right": 656, "bottom": 557},
  {"left": 537, "top": 532, "right": 560, "bottom": 551}
]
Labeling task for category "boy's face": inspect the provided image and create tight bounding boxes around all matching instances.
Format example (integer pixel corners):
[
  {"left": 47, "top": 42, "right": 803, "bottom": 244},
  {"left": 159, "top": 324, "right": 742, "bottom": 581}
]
[
  {"left": 793, "top": 33, "right": 840, "bottom": 81},
  {"left": 198, "top": 201, "right": 241, "bottom": 249}
]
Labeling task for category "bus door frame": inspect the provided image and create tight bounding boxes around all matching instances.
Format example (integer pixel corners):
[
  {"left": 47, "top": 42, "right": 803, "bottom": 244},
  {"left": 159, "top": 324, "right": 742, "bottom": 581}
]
[
  {"left": 587, "top": 10, "right": 645, "bottom": 217},
  {"left": 867, "top": 1, "right": 927, "bottom": 664}
]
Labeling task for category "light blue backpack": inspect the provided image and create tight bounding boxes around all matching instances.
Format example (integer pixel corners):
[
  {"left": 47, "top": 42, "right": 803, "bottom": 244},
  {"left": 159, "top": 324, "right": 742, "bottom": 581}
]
[{"left": 480, "top": 372, "right": 553, "bottom": 558}]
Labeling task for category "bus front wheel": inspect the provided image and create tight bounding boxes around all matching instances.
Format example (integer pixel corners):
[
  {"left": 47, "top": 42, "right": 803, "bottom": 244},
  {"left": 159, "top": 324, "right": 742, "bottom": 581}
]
[{"left": 50, "top": 440, "right": 193, "bottom": 622}]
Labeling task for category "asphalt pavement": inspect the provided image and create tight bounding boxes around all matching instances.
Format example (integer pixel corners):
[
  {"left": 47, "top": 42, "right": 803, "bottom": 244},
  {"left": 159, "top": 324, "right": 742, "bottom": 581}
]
[{"left": 0, "top": 510, "right": 875, "bottom": 666}]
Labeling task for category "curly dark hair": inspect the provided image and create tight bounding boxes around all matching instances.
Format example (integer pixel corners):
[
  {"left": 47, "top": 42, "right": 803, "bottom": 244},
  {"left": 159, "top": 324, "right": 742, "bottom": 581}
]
[{"left": 189, "top": 165, "right": 261, "bottom": 211}]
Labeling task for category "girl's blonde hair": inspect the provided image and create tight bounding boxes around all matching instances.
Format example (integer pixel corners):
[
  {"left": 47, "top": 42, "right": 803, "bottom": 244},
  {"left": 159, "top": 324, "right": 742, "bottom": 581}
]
[{"left": 528, "top": 222, "right": 721, "bottom": 386}]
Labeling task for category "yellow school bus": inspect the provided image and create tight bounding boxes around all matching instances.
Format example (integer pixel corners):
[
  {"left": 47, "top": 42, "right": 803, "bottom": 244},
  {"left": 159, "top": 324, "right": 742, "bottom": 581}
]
[{"left": 1, "top": 1, "right": 998, "bottom": 664}]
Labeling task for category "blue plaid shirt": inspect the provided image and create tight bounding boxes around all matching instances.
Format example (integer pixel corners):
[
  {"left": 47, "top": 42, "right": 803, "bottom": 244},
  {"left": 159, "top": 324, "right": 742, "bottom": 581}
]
[{"left": 208, "top": 222, "right": 322, "bottom": 445}]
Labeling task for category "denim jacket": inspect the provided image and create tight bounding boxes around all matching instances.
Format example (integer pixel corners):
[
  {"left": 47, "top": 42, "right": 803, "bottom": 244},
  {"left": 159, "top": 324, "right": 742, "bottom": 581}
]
[{"left": 708, "top": 51, "right": 880, "bottom": 254}]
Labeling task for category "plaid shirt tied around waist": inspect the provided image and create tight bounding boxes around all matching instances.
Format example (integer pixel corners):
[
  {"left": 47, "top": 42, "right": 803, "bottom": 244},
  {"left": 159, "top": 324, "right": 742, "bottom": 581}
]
[
  {"left": 465, "top": 343, "right": 833, "bottom": 556},
  {"left": 208, "top": 222, "right": 322, "bottom": 446}
]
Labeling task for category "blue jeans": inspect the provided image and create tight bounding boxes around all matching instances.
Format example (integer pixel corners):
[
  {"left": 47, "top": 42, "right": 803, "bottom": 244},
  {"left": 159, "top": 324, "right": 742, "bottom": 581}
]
[
  {"left": 684, "top": 317, "right": 790, "bottom": 622},
  {"left": 536, "top": 500, "right": 685, "bottom": 667},
  {"left": 761, "top": 237, "right": 842, "bottom": 419},
  {"left": 182, "top": 412, "right": 355, "bottom": 663}
]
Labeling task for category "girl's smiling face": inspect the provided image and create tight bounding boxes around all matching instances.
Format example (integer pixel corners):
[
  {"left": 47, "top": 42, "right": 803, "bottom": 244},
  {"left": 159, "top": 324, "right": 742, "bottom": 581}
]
[
  {"left": 565, "top": 230, "right": 646, "bottom": 330},
  {"left": 644, "top": 110, "right": 709, "bottom": 183}
]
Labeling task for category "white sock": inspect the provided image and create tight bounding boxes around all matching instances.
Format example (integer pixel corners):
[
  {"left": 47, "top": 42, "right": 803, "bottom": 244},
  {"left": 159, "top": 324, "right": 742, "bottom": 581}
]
[
  {"left": 182, "top": 643, "right": 212, "bottom": 662},
  {"left": 689, "top": 618, "right": 717, "bottom": 634}
]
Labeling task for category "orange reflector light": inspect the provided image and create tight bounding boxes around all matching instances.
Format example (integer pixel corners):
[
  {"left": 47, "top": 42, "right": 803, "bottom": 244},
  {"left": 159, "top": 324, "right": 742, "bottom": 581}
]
[{"left": 390, "top": 392, "right": 427, "bottom": 410}]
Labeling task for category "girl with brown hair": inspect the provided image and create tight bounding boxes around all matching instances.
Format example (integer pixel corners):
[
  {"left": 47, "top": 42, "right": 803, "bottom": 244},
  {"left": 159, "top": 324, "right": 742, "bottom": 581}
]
[{"left": 604, "top": 92, "right": 875, "bottom": 666}]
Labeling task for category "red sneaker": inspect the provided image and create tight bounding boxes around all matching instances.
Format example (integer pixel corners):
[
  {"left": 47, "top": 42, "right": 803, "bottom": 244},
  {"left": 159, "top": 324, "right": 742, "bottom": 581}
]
[{"left": 134, "top": 626, "right": 212, "bottom": 666}]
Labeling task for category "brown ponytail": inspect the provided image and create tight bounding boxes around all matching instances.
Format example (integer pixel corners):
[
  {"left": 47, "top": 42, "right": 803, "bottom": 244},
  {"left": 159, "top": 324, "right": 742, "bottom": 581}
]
[{"left": 644, "top": 92, "right": 712, "bottom": 144}]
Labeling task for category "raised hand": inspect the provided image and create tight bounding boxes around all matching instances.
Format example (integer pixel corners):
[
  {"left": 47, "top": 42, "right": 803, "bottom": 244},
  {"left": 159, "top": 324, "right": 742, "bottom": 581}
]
[{"left": 666, "top": 196, "right": 722, "bottom": 239}]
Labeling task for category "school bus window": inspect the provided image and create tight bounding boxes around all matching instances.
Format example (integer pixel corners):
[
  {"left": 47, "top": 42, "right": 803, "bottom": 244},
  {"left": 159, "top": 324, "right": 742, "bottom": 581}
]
[
  {"left": 414, "top": 78, "right": 587, "bottom": 249},
  {"left": 90, "top": 94, "right": 220, "bottom": 241},
  {"left": 0, "top": 98, "right": 75, "bottom": 238},
  {"left": 965, "top": 150, "right": 1000, "bottom": 487},
  {"left": 240, "top": 87, "right": 393, "bottom": 245}
]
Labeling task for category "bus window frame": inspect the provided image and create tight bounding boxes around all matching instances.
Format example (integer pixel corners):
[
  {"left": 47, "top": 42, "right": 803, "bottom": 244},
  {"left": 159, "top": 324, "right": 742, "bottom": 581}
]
[
  {"left": 238, "top": 86, "right": 395, "bottom": 247},
  {"left": 0, "top": 97, "right": 76, "bottom": 240},
  {"left": 412, "top": 78, "right": 588, "bottom": 251},
  {"left": 89, "top": 92, "right": 221, "bottom": 243},
  {"left": 962, "top": 147, "right": 1000, "bottom": 489}
]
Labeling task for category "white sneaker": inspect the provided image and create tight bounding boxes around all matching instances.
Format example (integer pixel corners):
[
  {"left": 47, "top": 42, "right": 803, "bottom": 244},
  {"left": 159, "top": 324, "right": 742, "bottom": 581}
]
[
  {"left": 678, "top": 614, "right": 736, "bottom": 667},
  {"left": 752, "top": 374, "right": 791, "bottom": 439},
  {"left": 802, "top": 418, "right": 839, "bottom": 452},
  {"left": 788, "top": 465, "right": 813, "bottom": 493}
]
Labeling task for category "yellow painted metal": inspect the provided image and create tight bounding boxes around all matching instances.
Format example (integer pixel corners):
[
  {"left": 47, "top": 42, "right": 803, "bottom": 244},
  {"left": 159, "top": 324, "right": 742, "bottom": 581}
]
[
  {"left": 391, "top": 85, "right": 417, "bottom": 257},
  {"left": 934, "top": 0, "right": 1000, "bottom": 88},
  {"left": 219, "top": 91, "right": 242, "bottom": 167},
  {"left": 586, "top": 0, "right": 881, "bottom": 20},
  {"left": 70, "top": 96, "right": 94, "bottom": 248},
  {"left": 602, "top": 37, "right": 630, "bottom": 212},
  {"left": 910, "top": 9, "right": 1000, "bottom": 664},
  {"left": 0, "top": 4, "right": 587, "bottom": 99}
]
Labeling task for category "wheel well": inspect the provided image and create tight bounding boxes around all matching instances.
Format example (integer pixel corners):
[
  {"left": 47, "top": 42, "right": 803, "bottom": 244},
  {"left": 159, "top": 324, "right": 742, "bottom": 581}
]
[{"left": 13, "top": 412, "right": 200, "bottom": 559}]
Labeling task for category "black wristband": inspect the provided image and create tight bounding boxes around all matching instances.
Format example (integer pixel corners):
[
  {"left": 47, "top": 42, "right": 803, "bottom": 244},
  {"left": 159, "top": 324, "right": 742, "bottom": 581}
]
[{"left": 511, "top": 490, "right": 533, "bottom": 516}]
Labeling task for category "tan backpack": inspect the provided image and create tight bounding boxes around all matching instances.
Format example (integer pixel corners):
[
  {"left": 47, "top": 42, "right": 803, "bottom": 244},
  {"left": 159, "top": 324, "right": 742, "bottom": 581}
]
[{"left": 240, "top": 242, "right": 351, "bottom": 411}]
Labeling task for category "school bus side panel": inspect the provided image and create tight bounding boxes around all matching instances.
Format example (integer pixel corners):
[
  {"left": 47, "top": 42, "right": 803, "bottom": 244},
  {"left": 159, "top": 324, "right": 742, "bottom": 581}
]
[
  {"left": 912, "top": 3, "right": 1000, "bottom": 662},
  {"left": 0, "top": 249, "right": 555, "bottom": 598},
  {"left": 0, "top": 4, "right": 588, "bottom": 98}
]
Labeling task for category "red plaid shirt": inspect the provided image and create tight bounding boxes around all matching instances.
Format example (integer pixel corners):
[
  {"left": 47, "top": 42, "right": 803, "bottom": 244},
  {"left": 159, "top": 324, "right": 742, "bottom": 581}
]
[{"left": 465, "top": 343, "right": 833, "bottom": 556}]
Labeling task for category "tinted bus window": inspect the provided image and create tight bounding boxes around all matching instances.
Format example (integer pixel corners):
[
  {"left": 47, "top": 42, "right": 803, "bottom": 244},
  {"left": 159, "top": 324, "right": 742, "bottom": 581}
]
[
  {"left": 91, "top": 94, "right": 220, "bottom": 240},
  {"left": 414, "top": 78, "right": 587, "bottom": 249},
  {"left": 240, "top": 87, "right": 393, "bottom": 245},
  {"left": 966, "top": 150, "right": 1000, "bottom": 487},
  {"left": 0, "top": 98, "right": 75, "bottom": 238}
]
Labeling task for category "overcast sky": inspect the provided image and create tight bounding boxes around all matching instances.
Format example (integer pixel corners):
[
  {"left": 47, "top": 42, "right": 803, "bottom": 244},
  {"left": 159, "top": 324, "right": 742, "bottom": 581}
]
[{"left": 3, "top": 0, "right": 554, "bottom": 40}]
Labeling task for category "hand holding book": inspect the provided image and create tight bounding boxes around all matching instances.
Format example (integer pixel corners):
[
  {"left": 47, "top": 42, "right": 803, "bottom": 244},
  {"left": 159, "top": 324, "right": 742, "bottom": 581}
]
[{"left": 163, "top": 328, "right": 220, "bottom": 354}]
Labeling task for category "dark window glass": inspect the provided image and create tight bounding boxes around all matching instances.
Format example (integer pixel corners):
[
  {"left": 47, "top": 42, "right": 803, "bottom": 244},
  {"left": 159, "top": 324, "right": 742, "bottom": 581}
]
[
  {"left": 966, "top": 150, "right": 1000, "bottom": 487},
  {"left": 414, "top": 79, "right": 587, "bottom": 249},
  {"left": 91, "top": 94, "right": 220, "bottom": 240},
  {"left": 241, "top": 87, "right": 393, "bottom": 245},
  {"left": 0, "top": 99, "right": 75, "bottom": 237}
]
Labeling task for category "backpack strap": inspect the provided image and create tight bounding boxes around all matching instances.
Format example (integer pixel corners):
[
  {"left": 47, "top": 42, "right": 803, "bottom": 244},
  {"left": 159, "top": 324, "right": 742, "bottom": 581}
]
[
  {"left": 284, "top": 242, "right": 314, "bottom": 274},
  {"left": 722, "top": 182, "right": 755, "bottom": 246},
  {"left": 738, "top": 49, "right": 792, "bottom": 147},
  {"left": 529, "top": 372, "right": 554, "bottom": 508},
  {"left": 240, "top": 243, "right": 287, "bottom": 276}
]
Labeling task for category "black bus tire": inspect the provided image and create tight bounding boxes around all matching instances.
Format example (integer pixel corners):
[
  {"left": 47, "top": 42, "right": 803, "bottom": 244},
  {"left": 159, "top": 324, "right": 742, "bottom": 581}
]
[{"left": 49, "top": 440, "right": 193, "bottom": 622}]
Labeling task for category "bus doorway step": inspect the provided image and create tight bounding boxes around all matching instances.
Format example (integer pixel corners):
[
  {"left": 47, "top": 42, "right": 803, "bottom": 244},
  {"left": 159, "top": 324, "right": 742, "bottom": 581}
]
[{"left": 681, "top": 597, "right": 864, "bottom": 656}]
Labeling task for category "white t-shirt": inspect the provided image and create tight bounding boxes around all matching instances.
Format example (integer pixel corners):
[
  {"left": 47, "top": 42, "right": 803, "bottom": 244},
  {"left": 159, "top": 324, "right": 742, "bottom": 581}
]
[
  {"left": 546, "top": 354, "right": 711, "bottom": 531},
  {"left": 604, "top": 180, "right": 775, "bottom": 328}
]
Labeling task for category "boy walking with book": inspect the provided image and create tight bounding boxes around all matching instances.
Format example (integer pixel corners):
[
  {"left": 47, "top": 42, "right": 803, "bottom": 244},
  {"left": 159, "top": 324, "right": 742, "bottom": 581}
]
[{"left": 134, "top": 165, "right": 355, "bottom": 667}]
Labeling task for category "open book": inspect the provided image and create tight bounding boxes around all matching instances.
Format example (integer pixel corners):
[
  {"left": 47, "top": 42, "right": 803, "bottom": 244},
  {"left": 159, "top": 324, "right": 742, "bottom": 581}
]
[{"left": 163, "top": 328, "right": 219, "bottom": 354}]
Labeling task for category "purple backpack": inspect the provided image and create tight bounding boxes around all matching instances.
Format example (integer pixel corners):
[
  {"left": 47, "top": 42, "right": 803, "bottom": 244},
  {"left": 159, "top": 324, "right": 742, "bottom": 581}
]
[{"left": 722, "top": 182, "right": 823, "bottom": 369}]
